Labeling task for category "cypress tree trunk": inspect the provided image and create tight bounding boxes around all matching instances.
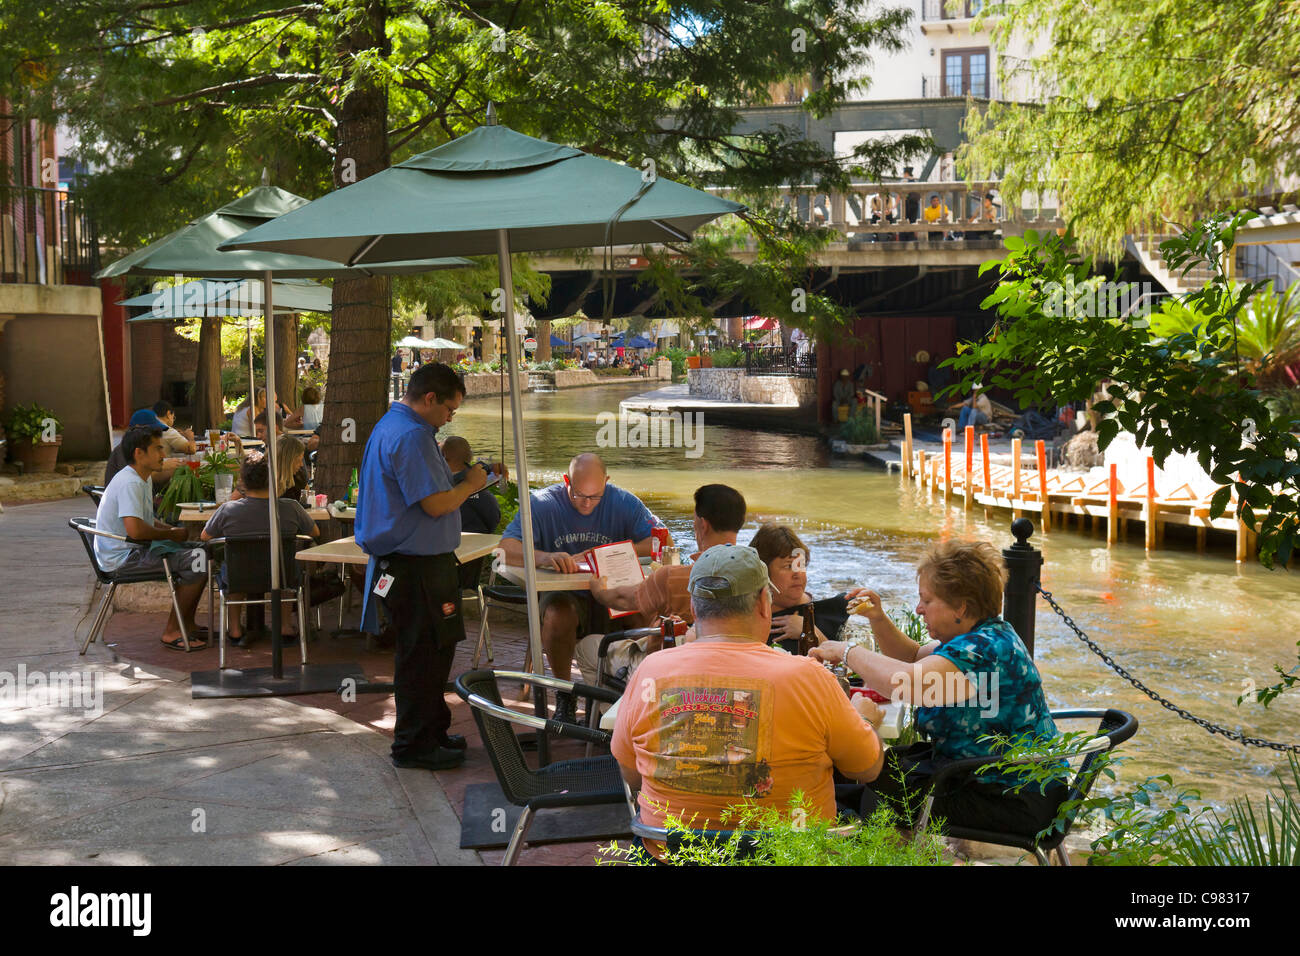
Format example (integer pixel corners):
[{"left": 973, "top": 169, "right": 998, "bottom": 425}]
[
  {"left": 315, "top": 0, "right": 390, "bottom": 500},
  {"left": 274, "top": 312, "right": 297, "bottom": 409},
  {"left": 191, "top": 315, "right": 223, "bottom": 431}
]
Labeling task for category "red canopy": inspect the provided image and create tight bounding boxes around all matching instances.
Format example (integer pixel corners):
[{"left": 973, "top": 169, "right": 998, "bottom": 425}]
[{"left": 744, "top": 316, "right": 777, "bottom": 331}]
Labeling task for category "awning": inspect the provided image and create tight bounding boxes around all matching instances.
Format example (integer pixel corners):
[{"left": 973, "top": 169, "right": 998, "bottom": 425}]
[{"left": 744, "top": 316, "right": 778, "bottom": 331}]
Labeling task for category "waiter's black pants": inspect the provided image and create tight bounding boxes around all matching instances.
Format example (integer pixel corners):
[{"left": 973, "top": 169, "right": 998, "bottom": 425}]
[{"left": 377, "top": 552, "right": 464, "bottom": 760}]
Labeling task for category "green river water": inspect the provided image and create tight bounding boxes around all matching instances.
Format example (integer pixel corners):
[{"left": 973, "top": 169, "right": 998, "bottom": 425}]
[{"left": 441, "top": 381, "right": 1300, "bottom": 810}]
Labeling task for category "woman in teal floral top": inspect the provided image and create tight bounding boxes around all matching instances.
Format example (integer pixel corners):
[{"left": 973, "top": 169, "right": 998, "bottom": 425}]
[{"left": 813, "top": 539, "right": 1063, "bottom": 838}]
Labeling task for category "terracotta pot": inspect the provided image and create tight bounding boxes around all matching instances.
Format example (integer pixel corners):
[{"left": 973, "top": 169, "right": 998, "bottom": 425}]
[
  {"left": 686, "top": 356, "right": 702, "bottom": 369},
  {"left": 9, "top": 435, "right": 62, "bottom": 473},
  {"left": 701, "top": 355, "right": 713, "bottom": 368}
]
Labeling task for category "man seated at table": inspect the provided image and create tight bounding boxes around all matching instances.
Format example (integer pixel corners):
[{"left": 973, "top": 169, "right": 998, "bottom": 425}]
[
  {"left": 200, "top": 452, "right": 319, "bottom": 645},
  {"left": 580, "top": 483, "right": 746, "bottom": 687},
  {"left": 612, "top": 545, "right": 884, "bottom": 856},
  {"left": 252, "top": 410, "right": 282, "bottom": 444},
  {"left": 129, "top": 401, "right": 196, "bottom": 456},
  {"left": 94, "top": 425, "right": 210, "bottom": 650},
  {"left": 441, "top": 435, "right": 507, "bottom": 590},
  {"left": 499, "top": 452, "right": 657, "bottom": 723},
  {"left": 440, "top": 436, "right": 503, "bottom": 535}
]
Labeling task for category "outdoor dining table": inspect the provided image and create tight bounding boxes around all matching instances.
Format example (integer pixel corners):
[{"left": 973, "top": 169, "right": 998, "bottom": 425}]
[
  {"left": 176, "top": 504, "right": 332, "bottom": 524},
  {"left": 495, "top": 555, "right": 655, "bottom": 592},
  {"left": 294, "top": 532, "right": 502, "bottom": 640}
]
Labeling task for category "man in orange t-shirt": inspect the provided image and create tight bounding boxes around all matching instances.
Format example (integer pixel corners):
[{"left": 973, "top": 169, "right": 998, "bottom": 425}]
[
  {"left": 612, "top": 544, "right": 884, "bottom": 843},
  {"left": 578, "top": 484, "right": 746, "bottom": 683}
]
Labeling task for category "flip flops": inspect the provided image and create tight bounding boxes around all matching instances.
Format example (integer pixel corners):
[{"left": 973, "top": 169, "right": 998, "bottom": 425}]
[{"left": 161, "top": 634, "right": 208, "bottom": 651}]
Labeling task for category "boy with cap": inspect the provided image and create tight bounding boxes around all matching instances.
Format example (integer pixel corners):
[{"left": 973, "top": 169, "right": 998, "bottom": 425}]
[{"left": 612, "top": 544, "right": 884, "bottom": 851}]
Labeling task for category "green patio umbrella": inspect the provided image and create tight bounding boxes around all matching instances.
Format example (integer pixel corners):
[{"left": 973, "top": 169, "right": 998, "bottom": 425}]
[
  {"left": 222, "top": 109, "right": 745, "bottom": 697},
  {"left": 120, "top": 277, "right": 334, "bottom": 409},
  {"left": 119, "top": 277, "right": 333, "bottom": 316},
  {"left": 97, "top": 181, "right": 471, "bottom": 696}
]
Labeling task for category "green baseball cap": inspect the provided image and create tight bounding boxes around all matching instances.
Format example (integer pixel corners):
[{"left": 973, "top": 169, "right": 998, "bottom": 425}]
[{"left": 688, "top": 544, "right": 770, "bottom": 599}]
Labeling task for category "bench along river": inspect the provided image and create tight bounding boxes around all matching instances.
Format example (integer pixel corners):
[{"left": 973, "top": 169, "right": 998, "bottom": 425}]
[{"left": 442, "top": 379, "right": 1300, "bottom": 809}]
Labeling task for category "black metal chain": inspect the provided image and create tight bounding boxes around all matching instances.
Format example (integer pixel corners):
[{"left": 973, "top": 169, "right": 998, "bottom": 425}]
[{"left": 1037, "top": 585, "right": 1300, "bottom": 754}]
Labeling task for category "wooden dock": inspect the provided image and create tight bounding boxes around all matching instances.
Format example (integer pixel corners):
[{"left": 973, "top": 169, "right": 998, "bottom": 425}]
[{"left": 898, "top": 414, "right": 1257, "bottom": 561}]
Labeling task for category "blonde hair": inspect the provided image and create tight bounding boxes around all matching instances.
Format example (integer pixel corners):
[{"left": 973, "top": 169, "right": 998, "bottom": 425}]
[
  {"left": 275, "top": 435, "right": 306, "bottom": 496},
  {"left": 916, "top": 539, "right": 1006, "bottom": 622}
]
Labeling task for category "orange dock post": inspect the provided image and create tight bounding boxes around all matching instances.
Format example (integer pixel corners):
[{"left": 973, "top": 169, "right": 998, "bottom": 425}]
[
  {"left": 964, "top": 425, "right": 974, "bottom": 510},
  {"left": 943, "top": 428, "right": 952, "bottom": 503},
  {"left": 1107, "top": 463, "right": 1118, "bottom": 545},
  {"left": 980, "top": 433, "right": 991, "bottom": 519},
  {"left": 1036, "top": 440, "right": 1050, "bottom": 531},
  {"left": 902, "top": 413, "right": 913, "bottom": 480},
  {"left": 1011, "top": 437, "right": 1023, "bottom": 520},
  {"left": 1145, "top": 456, "right": 1157, "bottom": 551}
]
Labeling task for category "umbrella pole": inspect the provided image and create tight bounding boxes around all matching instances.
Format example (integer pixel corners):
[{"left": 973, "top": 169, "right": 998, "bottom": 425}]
[
  {"left": 264, "top": 271, "right": 284, "bottom": 679},
  {"left": 496, "top": 231, "right": 548, "bottom": 737}
]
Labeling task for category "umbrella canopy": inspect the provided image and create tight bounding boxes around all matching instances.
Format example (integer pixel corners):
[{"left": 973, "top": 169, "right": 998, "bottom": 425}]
[
  {"left": 550, "top": 334, "right": 567, "bottom": 347},
  {"left": 221, "top": 124, "right": 743, "bottom": 263},
  {"left": 625, "top": 334, "right": 655, "bottom": 349},
  {"left": 572, "top": 333, "right": 600, "bottom": 344},
  {"left": 121, "top": 277, "right": 332, "bottom": 319},
  {"left": 744, "top": 316, "right": 778, "bottom": 331},
  {"left": 98, "top": 185, "right": 471, "bottom": 279},
  {"left": 96, "top": 182, "right": 471, "bottom": 694},
  {"left": 220, "top": 113, "right": 745, "bottom": 699}
]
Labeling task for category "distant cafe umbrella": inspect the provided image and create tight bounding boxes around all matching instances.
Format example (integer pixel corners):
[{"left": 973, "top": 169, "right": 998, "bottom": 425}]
[
  {"left": 121, "top": 277, "right": 334, "bottom": 395},
  {"left": 97, "top": 181, "right": 470, "bottom": 697},
  {"left": 221, "top": 107, "right": 745, "bottom": 693}
]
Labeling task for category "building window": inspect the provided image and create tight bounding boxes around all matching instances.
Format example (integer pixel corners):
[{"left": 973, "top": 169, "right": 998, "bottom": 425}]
[
  {"left": 923, "top": 0, "right": 983, "bottom": 20},
  {"left": 942, "top": 48, "right": 989, "bottom": 97}
]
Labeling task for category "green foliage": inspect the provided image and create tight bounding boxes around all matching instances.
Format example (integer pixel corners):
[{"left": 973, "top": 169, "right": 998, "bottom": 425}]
[
  {"left": 492, "top": 480, "right": 520, "bottom": 535},
  {"left": 888, "top": 606, "right": 928, "bottom": 644},
  {"left": 658, "top": 347, "right": 689, "bottom": 380},
  {"left": 959, "top": 0, "right": 1300, "bottom": 254},
  {"left": 948, "top": 217, "right": 1300, "bottom": 567},
  {"left": 6, "top": 0, "right": 925, "bottom": 328},
  {"left": 597, "top": 793, "right": 950, "bottom": 866},
  {"left": 4, "top": 402, "right": 61, "bottom": 441},
  {"left": 197, "top": 447, "right": 240, "bottom": 497},
  {"left": 978, "top": 732, "right": 1300, "bottom": 866},
  {"left": 157, "top": 465, "right": 205, "bottom": 522},
  {"left": 709, "top": 346, "right": 744, "bottom": 368},
  {"left": 839, "top": 411, "right": 879, "bottom": 445}
]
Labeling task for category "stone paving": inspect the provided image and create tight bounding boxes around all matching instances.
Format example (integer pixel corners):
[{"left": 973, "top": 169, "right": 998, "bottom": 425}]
[{"left": 0, "top": 497, "right": 503, "bottom": 866}]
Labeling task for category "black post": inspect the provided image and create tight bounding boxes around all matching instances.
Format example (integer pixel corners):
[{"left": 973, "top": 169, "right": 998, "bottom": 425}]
[{"left": 1002, "top": 518, "right": 1043, "bottom": 657}]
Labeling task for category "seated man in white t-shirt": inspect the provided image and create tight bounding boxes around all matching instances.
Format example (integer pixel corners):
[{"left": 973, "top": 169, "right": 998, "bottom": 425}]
[{"left": 94, "top": 426, "right": 210, "bottom": 650}]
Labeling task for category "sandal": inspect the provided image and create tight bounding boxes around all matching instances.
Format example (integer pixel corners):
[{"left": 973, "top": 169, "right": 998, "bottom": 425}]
[{"left": 161, "top": 635, "right": 208, "bottom": 651}]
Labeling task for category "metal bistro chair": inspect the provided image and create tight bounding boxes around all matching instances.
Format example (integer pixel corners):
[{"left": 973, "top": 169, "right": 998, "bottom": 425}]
[
  {"left": 69, "top": 517, "right": 198, "bottom": 653},
  {"left": 83, "top": 485, "right": 105, "bottom": 506},
  {"left": 914, "top": 708, "right": 1139, "bottom": 866},
  {"left": 629, "top": 814, "right": 764, "bottom": 863},
  {"left": 204, "top": 533, "right": 314, "bottom": 670},
  {"left": 454, "top": 668, "right": 630, "bottom": 866},
  {"left": 470, "top": 561, "right": 529, "bottom": 668}
]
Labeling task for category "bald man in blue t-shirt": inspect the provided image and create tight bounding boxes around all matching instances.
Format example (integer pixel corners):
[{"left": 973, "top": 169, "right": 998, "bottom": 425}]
[{"left": 500, "top": 453, "right": 657, "bottom": 721}]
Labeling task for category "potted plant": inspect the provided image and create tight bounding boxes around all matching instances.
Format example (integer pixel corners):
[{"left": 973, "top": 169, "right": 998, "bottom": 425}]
[
  {"left": 5, "top": 403, "right": 63, "bottom": 472},
  {"left": 686, "top": 354, "right": 702, "bottom": 369}
]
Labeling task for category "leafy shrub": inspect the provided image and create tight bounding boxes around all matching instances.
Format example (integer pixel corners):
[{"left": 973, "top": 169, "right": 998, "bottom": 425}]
[
  {"left": 659, "top": 346, "right": 688, "bottom": 379},
  {"left": 839, "top": 412, "right": 879, "bottom": 445},
  {"left": 710, "top": 347, "right": 744, "bottom": 368},
  {"left": 597, "top": 793, "right": 950, "bottom": 866},
  {"left": 4, "top": 402, "right": 61, "bottom": 441},
  {"left": 980, "top": 733, "right": 1300, "bottom": 866}
]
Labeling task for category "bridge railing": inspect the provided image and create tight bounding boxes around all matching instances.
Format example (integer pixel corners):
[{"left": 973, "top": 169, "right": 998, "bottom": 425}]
[{"left": 709, "top": 181, "right": 1063, "bottom": 243}]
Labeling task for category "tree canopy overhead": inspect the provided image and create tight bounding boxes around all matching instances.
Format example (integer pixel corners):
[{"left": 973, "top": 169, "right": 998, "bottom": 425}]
[
  {"left": 959, "top": 0, "right": 1300, "bottom": 254},
  {"left": 2, "top": 0, "right": 928, "bottom": 492}
]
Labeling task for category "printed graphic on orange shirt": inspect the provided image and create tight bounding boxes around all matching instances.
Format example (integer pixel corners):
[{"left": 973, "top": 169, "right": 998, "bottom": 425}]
[{"left": 649, "top": 677, "right": 774, "bottom": 798}]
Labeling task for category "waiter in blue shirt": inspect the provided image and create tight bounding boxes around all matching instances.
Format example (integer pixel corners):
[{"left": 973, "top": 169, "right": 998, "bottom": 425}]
[{"left": 356, "top": 363, "right": 488, "bottom": 771}]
